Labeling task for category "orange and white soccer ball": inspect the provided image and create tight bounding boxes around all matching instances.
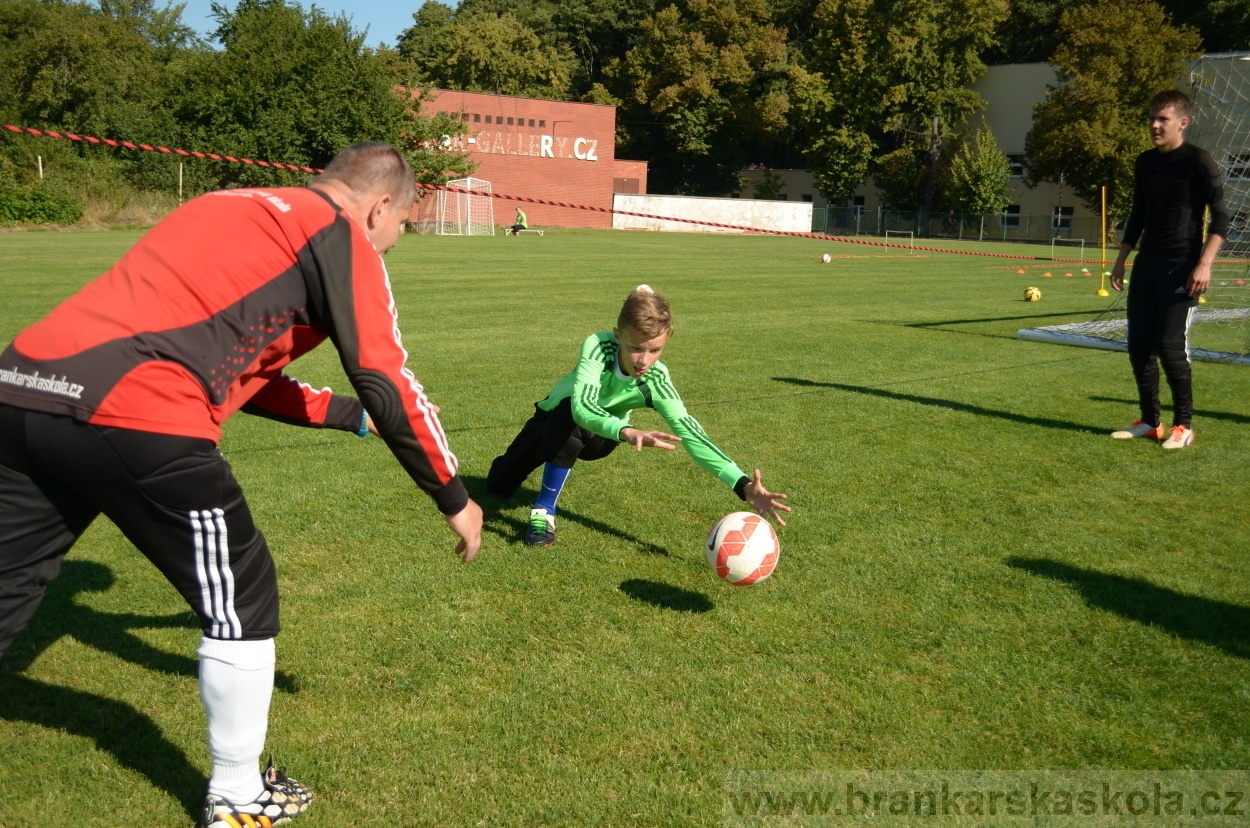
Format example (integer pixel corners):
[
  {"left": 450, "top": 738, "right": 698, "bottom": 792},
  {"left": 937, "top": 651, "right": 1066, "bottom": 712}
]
[{"left": 705, "top": 512, "right": 779, "bottom": 586}]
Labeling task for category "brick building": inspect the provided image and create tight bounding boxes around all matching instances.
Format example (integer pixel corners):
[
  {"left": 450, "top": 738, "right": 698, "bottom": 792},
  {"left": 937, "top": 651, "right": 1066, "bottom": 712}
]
[{"left": 409, "top": 88, "right": 647, "bottom": 229}]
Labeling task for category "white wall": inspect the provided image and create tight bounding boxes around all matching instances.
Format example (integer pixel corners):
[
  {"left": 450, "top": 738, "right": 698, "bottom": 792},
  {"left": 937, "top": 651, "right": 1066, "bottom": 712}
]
[{"left": 612, "top": 193, "right": 812, "bottom": 233}]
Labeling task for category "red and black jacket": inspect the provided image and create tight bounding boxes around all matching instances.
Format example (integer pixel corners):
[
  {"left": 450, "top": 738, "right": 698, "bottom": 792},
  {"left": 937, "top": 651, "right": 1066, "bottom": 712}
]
[{"left": 0, "top": 186, "right": 467, "bottom": 514}]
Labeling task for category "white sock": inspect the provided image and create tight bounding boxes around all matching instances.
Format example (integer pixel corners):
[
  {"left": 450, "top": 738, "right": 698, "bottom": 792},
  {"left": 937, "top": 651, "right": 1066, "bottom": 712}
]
[{"left": 198, "top": 636, "right": 276, "bottom": 804}]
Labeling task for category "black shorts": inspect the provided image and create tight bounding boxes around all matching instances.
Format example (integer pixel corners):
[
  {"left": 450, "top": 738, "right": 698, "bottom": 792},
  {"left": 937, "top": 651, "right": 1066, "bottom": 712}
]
[
  {"left": 0, "top": 405, "right": 279, "bottom": 660},
  {"left": 486, "top": 398, "right": 617, "bottom": 498}
]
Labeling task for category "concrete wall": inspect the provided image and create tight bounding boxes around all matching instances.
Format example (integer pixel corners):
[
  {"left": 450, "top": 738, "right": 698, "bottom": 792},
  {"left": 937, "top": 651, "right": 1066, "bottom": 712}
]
[{"left": 612, "top": 194, "right": 812, "bottom": 233}]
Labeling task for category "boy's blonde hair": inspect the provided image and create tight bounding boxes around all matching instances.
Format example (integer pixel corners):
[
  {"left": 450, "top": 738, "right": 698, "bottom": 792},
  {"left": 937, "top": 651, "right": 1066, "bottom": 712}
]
[{"left": 617, "top": 284, "right": 673, "bottom": 339}]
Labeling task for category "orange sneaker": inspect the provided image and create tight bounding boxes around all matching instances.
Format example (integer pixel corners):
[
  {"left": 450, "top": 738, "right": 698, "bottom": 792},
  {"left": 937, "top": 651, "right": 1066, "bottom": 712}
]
[
  {"left": 1161, "top": 425, "right": 1194, "bottom": 450},
  {"left": 1111, "top": 420, "right": 1164, "bottom": 440}
]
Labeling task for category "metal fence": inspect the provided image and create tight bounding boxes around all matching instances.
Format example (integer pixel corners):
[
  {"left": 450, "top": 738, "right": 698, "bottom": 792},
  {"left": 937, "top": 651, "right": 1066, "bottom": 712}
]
[{"left": 811, "top": 206, "right": 1119, "bottom": 248}]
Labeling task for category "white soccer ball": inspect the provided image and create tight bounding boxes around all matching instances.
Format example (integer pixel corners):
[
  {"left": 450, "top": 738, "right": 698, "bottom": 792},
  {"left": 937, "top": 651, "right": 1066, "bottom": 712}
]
[
  {"left": 821, "top": 253, "right": 832, "bottom": 263},
  {"left": 705, "top": 511, "right": 779, "bottom": 586}
]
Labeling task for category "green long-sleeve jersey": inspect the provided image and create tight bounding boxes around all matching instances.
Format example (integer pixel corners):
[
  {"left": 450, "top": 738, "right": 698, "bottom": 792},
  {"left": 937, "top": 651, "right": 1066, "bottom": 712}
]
[{"left": 537, "top": 331, "right": 747, "bottom": 491}]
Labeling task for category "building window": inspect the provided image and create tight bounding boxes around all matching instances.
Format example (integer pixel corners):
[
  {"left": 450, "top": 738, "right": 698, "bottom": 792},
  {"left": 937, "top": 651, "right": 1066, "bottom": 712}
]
[
  {"left": 801, "top": 194, "right": 813, "bottom": 202},
  {"left": 539, "top": 120, "right": 546, "bottom": 128},
  {"left": 485, "top": 115, "right": 492, "bottom": 124},
  {"left": 527, "top": 119, "right": 534, "bottom": 127},
  {"left": 460, "top": 113, "right": 469, "bottom": 122},
  {"left": 507, "top": 117, "right": 514, "bottom": 125},
  {"left": 1052, "top": 206, "right": 1073, "bottom": 230},
  {"left": 853, "top": 195, "right": 865, "bottom": 216},
  {"left": 1228, "top": 153, "right": 1250, "bottom": 180},
  {"left": 1008, "top": 155, "right": 1024, "bottom": 178},
  {"left": 1000, "top": 205, "right": 1021, "bottom": 228},
  {"left": 473, "top": 113, "right": 480, "bottom": 123}
]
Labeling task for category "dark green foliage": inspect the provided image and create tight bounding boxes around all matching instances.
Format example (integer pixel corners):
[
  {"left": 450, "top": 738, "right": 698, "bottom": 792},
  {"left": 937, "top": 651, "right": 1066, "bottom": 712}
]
[
  {"left": 1023, "top": 0, "right": 1202, "bottom": 220},
  {"left": 607, "top": 0, "right": 797, "bottom": 195},
  {"left": 0, "top": 0, "right": 1227, "bottom": 216},
  {"left": 797, "top": 0, "right": 1005, "bottom": 211},
  {"left": 166, "top": 0, "right": 415, "bottom": 189},
  {"left": 0, "top": 183, "right": 84, "bottom": 225}
]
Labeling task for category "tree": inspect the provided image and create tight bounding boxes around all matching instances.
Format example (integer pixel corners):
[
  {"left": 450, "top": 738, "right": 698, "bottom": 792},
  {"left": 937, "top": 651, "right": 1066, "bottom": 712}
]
[
  {"left": 397, "top": 2, "right": 574, "bottom": 100},
  {"left": 1023, "top": 0, "right": 1201, "bottom": 221},
  {"left": 797, "top": 0, "right": 1005, "bottom": 213},
  {"left": 0, "top": 0, "right": 193, "bottom": 202},
  {"left": 165, "top": 0, "right": 465, "bottom": 192},
  {"left": 608, "top": 0, "right": 795, "bottom": 195},
  {"left": 947, "top": 120, "right": 1011, "bottom": 239},
  {"left": 982, "top": 0, "right": 1083, "bottom": 65}
]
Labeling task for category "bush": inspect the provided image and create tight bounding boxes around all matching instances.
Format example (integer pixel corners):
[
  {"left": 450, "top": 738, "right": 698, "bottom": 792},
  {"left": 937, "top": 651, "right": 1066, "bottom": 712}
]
[{"left": 0, "top": 184, "right": 84, "bottom": 226}]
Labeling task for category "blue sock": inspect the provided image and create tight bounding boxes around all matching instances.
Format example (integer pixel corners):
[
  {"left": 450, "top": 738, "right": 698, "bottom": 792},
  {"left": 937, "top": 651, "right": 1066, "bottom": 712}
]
[{"left": 534, "top": 463, "right": 571, "bottom": 516}]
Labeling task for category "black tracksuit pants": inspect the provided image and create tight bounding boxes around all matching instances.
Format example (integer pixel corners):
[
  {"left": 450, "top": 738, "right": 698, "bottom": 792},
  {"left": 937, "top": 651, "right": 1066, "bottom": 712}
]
[
  {"left": 1126, "top": 256, "right": 1198, "bottom": 428},
  {"left": 486, "top": 398, "right": 617, "bottom": 499},
  {"left": 0, "top": 405, "right": 280, "bottom": 661}
]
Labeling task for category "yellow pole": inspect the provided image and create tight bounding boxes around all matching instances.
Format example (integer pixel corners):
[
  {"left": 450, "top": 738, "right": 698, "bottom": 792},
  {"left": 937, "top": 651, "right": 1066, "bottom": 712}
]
[{"left": 1097, "top": 185, "right": 1109, "bottom": 297}]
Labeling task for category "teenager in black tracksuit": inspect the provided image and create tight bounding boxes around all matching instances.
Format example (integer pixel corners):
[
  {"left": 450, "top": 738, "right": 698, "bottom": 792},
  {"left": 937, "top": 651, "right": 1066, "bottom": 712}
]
[{"left": 1110, "top": 90, "right": 1228, "bottom": 449}]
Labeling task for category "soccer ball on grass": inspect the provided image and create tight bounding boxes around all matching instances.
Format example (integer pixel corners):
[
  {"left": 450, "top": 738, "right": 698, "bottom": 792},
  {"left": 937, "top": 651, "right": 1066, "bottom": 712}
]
[
  {"left": 706, "top": 512, "right": 779, "bottom": 586},
  {"left": 1024, "top": 286, "right": 1042, "bottom": 302}
]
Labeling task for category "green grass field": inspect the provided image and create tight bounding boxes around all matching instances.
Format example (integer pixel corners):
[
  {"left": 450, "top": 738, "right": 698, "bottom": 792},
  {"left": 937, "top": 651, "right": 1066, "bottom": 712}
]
[{"left": 0, "top": 227, "right": 1247, "bottom": 826}]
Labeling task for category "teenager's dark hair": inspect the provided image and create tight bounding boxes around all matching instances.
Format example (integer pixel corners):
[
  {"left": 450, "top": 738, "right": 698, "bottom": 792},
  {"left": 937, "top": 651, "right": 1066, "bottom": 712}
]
[
  {"left": 317, "top": 142, "right": 415, "bottom": 206},
  {"left": 618, "top": 284, "right": 673, "bottom": 339},
  {"left": 1150, "top": 90, "right": 1194, "bottom": 120}
]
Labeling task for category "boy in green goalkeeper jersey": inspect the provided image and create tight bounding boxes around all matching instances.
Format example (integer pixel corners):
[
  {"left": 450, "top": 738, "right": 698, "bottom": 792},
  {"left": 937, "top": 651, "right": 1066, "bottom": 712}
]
[{"left": 487, "top": 285, "right": 790, "bottom": 546}]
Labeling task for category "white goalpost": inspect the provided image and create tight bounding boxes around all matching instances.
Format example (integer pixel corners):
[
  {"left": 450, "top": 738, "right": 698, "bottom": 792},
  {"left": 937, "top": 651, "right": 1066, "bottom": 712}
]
[
  {"left": 436, "top": 177, "right": 496, "bottom": 236},
  {"left": 1017, "top": 52, "right": 1250, "bottom": 366},
  {"left": 1048, "top": 237, "right": 1086, "bottom": 261},
  {"left": 884, "top": 230, "right": 915, "bottom": 247}
]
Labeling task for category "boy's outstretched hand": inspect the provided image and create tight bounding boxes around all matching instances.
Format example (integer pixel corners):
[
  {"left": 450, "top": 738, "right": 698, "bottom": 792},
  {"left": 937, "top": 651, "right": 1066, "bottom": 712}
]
[
  {"left": 619, "top": 426, "right": 682, "bottom": 451},
  {"left": 745, "top": 469, "right": 791, "bottom": 526}
]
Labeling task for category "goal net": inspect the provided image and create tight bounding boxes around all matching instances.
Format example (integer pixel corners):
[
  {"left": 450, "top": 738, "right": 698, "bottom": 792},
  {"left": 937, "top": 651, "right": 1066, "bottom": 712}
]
[
  {"left": 1017, "top": 52, "right": 1250, "bottom": 366},
  {"left": 437, "top": 177, "right": 496, "bottom": 236}
]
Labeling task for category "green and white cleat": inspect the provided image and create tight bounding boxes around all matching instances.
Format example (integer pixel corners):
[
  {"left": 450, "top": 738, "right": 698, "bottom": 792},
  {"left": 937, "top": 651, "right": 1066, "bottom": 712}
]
[{"left": 524, "top": 508, "right": 555, "bottom": 546}]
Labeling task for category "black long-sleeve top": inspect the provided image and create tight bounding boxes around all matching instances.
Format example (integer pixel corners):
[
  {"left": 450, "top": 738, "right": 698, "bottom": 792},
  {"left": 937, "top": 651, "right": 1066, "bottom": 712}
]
[{"left": 1122, "top": 142, "right": 1229, "bottom": 264}]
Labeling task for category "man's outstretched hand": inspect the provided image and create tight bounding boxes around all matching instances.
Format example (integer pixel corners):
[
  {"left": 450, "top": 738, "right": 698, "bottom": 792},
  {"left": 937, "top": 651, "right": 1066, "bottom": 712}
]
[{"left": 447, "top": 498, "right": 483, "bottom": 562}]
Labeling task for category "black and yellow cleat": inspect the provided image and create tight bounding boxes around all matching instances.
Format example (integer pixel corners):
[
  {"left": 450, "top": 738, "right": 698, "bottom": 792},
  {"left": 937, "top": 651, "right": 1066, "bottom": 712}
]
[{"left": 203, "top": 759, "right": 313, "bottom": 828}]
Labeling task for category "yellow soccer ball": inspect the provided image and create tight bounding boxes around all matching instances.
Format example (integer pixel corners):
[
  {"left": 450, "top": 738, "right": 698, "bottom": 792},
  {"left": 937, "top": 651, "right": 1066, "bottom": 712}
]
[{"left": 1024, "top": 286, "right": 1042, "bottom": 302}]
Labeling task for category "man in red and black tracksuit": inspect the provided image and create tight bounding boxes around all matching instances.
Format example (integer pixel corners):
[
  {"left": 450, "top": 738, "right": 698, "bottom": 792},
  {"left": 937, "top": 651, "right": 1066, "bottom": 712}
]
[
  {"left": 0, "top": 143, "right": 483, "bottom": 826},
  {"left": 1110, "top": 90, "right": 1228, "bottom": 450}
]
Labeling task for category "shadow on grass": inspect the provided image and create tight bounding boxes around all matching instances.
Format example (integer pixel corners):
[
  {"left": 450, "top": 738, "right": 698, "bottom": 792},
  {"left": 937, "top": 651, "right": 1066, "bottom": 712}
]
[
  {"left": 1007, "top": 557, "right": 1249, "bottom": 660},
  {"left": 2, "top": 560, "right": 303, "bottom": 818},
  {"left": 619, "top": 579, "right": 714, "bottom": 613},
  {"left": 1089, "top": 396, "right": 1250, "bottom": 426},
  {"left": 0, "top": 560, "right": 208, "bottom": 818},
  {"left": 773, "top": 377, "right": 1104, "bottom": 435},
  {"left": 461, "top": 475, "right": 670, "bottom": 556},
  {"left": 905, "top": 310, "right": 1108, "bottom": 328}
]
